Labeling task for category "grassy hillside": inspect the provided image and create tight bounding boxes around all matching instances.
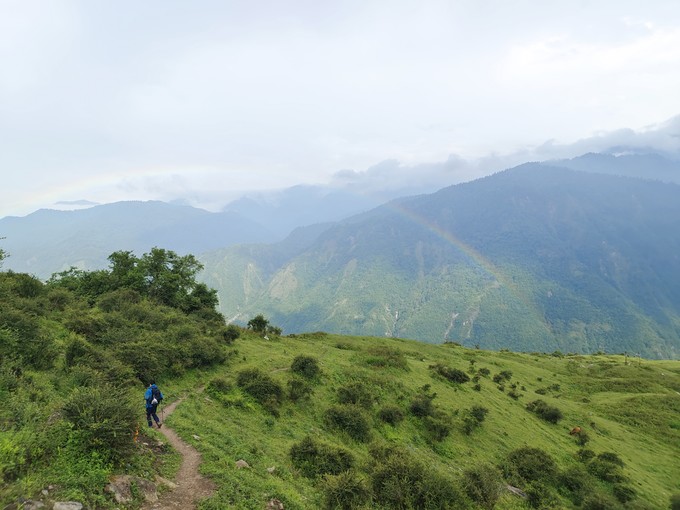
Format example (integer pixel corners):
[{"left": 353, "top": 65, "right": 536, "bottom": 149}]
[
  {"left": 2, "top": 253, "right": 679, "bottom": 509},
  {"left": 163, "top": 330, "right": 680, "bottom": 509}
]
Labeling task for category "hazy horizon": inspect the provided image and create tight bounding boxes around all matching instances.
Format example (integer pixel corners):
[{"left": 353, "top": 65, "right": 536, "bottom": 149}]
[{"left": 2, "top": 1, "right": 680, "bottom": 218}]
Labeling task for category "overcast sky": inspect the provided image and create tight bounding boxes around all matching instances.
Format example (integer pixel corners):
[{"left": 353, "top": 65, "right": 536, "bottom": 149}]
[{"left": 2, "top": 0, "right": 680, "bottom": 218}]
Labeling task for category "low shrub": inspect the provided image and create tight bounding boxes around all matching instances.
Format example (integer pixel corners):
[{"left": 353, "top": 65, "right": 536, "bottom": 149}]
[
  {"left": 337, "top": 382, "right": 375, "bottom": 408},
  {"left": 236, "top": 368, "right": 283, "bottom": 411},
  {"left": 462, "top": 464, "right": 502, "bottom": 509},
  {"left": 429, "top": 363, "right": 470, "bottom": 384},
  {"left": 596, "top": 451, "right": 624, "bottom": 467},
  {"left": 492, "top": 370, "right": 513, "bottom": 383},
  {"left": 220, "top": 324, "right": 241, "bottom": 344},
  {"left": 581, "top": 492, "right": 622, "bottom": 510},
  {"left": 613, "top": 483, "right": 637, "bottom": 503},
  {"left": 324, "top": 405, "right": 372, "bottom": 442},
  {"left": 507, "top": 389, "right": 522, "bottom": 400},
  {"left": 377, "top": 405, "right": 404, "bottom": 426},
  {"left": 291, "top": 355, "right": 321, "bottom": 379},
  {"left": 290, "top": 436, "right": 354, "bottom": 478},
  {"left": 671, "top": 493, "right": 680, "bottom": 510},
  {"left": 423, "top": 412, "right": 453, "bottom": 442},
  {"left": 61, "top": 385, "right": 137, "bottom": 463},
  {"left": 557, "top": 465, "right": 592, "bottom": 505},
  {"left": 577, "top": 448, "right": 596, "bottom": 462},
  {"left": 502, "top": 447, "right": 557, "bottom": 485},
  {"left": 572, "top": 428, "right": 590, "bottom": 446},
  {"left": 322, "top": 470, "right": 370, "bottom": 510},
  {"left": 369, "top": 447, "right": 469, "bottom": 509},
  {"left": 206, "top": 377, "right": 232, "bottom": 395},
  {"left": 287, "top": 376, "right": 313, "bottom": 403},
  {"left": 409, "top": 385, "right": 436, "bottom": 418},
  {"left": 462, "top": 406, "right": 488, "bottom": 435},
  {"left": 588, "top": 456, "right": 625, "bottom": 483},
  {"left": 525, "top": 399, "right": 563, "bottom": 424},
  {"left": 525, "top": 481, "right": 559, "bottom": 509}
]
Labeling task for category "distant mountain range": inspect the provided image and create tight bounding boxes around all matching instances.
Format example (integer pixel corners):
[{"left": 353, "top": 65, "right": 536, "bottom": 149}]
[
  {"left": 2, "top": 152, "right": 679, "bottom": 358},
  {"left": 0, "top": 201, "right": 273, "bottom": 278},
  {"left": 200, "top": 157, "right": 680, "bottom": 359}
]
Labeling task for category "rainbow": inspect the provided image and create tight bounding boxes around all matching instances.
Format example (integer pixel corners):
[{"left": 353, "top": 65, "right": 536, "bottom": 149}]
[{"left": 384, "top": 199, "right": 543, "bottom": 319}]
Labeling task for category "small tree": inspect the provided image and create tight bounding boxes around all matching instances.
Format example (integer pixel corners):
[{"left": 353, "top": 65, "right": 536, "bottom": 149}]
[{"left": 247, "top": 314, "right": 269, "bottom": 333}]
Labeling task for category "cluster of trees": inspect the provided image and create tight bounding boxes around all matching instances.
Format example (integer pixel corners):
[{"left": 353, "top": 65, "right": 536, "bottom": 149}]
[
  {"left": 49, "top": 248, "right": 220, "bottom": 315},
  {"left": 0, "top": 247, "right": 239, "bottom": 506}
]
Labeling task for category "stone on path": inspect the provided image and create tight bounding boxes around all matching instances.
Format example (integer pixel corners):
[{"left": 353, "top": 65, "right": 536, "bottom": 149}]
[{"left": 53, "top": 503, "right": 83, "bottom": 510}]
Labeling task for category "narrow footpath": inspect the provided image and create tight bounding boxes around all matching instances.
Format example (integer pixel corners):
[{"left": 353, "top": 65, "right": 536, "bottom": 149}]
[{"left": 144, "top": 398, "right": 216, "bottom": 510}]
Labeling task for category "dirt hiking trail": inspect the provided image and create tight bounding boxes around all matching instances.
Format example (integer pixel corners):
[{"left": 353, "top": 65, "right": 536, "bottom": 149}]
[{"left": 144, "top": 398, "right": 216, "bottom": 510}]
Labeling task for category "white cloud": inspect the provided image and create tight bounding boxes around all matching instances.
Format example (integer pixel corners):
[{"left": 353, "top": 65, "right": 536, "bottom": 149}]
[{"left": 1, "top": 0, "right": 680, "bottom": 217}]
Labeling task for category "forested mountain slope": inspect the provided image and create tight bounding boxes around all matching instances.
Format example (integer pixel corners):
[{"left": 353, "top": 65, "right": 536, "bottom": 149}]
[{"left": 200, "top": 165, "right": 680, "bottom": 358}]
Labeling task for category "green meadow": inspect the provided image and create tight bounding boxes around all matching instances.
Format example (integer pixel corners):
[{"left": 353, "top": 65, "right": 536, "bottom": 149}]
[{"left": 159, "top": 331, "right": 680, "bottom": 509}]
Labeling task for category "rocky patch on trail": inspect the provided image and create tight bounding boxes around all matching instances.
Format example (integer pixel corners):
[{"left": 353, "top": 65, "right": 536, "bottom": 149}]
[{"left": 106, "top": 475, "right": 159, "bottom": 504}]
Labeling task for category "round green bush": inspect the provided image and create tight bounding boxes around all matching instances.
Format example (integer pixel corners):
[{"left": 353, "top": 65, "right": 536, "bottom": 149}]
[
  {"left": 587, "top": 457, "right": 625, "bottom": 483},
  {"left": 290, "top": 436, "right": 355, "bottom": 478},
  {"left": 525, "top": 399, "right": 563, "bottom": 424},
  {"left": 291, "top": 355, "right": 321, "bottom": 379},
  {"left": 61, "top": 385, "right": 137, "bottom": 463},
  {"left": 287, "top": 376, "right": 313, "bottom": 402},
  {"left": 324, "top": 405, "right": 372, "bottom": 442},
  {"left": 503, "top": 447, "right": 557, "bottom": 485},
  {"left": 377, "top": 405, "right": 404, "bottom": 426},
  {"left": 337, "top": 382, "right": 375, "bottom": 408},
  {"left": 322, "top": 470, "right": 370, "bottom": 510},
  {"left": 462, "top": 464, "right": 502, "bottom": 509},
  {"left": 613, "top": 483, "right": 636, "bottom": 503},
  {"left": 557, "top": 465, "right": 592, "bottom": 504},
  {"left": 236, "top": 368, "right": 283, "bottom": 406},
  {"left": 370, "top": 448, "right": 469, "bottom": 509}
]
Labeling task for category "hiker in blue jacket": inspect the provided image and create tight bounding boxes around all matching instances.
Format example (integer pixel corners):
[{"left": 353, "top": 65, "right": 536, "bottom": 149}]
[{"left": 145, "top": 381, "right": 164, "bottom": 428}]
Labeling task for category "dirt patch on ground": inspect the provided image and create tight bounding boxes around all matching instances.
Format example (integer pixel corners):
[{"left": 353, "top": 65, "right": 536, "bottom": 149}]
[{"left": 143, "top": 398, "right": 216, "bottom": 510}]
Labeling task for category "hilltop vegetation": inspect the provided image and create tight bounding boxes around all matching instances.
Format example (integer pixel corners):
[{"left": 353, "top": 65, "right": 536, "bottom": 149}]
[
  {"left": 1, "top": 247, "right": 680, "bottom": 508},
  {"left": 0, "top": 248, "right": 234, "bottom": 507}
]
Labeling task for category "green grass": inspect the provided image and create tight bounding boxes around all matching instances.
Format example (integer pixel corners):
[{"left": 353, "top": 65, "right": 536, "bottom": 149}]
[{"left": 159, "top": 332, "right": 680, "bottom": 509}]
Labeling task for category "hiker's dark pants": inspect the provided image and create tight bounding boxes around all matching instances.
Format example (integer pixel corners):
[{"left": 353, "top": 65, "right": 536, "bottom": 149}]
[{"left": 146, "top": 404, "right": 160, "bottom": 427}]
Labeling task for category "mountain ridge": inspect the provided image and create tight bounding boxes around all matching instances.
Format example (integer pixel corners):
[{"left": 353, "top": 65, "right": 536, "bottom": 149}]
[{"left": 200, "top": 164, "right": 680, "bottom": 359}]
